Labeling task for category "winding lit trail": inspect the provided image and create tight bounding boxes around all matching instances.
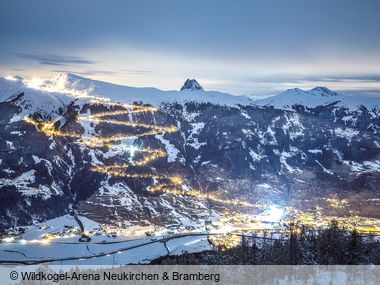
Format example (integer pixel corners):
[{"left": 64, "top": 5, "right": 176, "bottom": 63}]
[{"left": 24, "top": 98, "right": 253, "bottom": 207}]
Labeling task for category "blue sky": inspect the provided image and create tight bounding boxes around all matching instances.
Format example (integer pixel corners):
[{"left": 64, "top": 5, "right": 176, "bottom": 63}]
[{"left": 0, "top": 0, "right": 379, "bottom": 95}]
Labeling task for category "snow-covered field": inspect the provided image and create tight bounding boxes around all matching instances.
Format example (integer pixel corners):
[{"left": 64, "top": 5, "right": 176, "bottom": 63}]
[{"left": 0, "top": 215, "right": 212, "bottom": 265}]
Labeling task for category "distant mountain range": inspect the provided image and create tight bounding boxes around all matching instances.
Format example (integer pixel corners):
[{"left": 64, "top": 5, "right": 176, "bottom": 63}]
[{"left": 0, "top": 73, "right": 379, "bottom": 232}]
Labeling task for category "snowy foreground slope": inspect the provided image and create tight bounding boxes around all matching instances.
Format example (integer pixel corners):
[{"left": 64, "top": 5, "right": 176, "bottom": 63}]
[
  {"left": 0, "top": 215, "right": 211, "bottom": 265},
  {"left": 0, "top": 73, "right": 380, "bottom": 264}
]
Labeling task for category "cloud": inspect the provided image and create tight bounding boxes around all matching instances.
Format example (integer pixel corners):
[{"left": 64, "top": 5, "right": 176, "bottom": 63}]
[
  {"left": 340, "top": 89, "right": 380, "bottom": 97},
  {"left": 310, "top": 75, "right": 380, "bottom": 83},
  {"left": 14, "top": 52, "right": 95, "bottom": 65},
  {"left": 247, "top": 74, "right": 380, "bottom": 84},
  {"left": 119, "top": 69, "right": 152, "bottom": 75},
  {"left": 39, "top": 61, "right": 65, "bottom": 66},
  {"left": 51, "top": 70, "right": 116, "bottom": 76},
  {"left": 52, "top": 69, "right": 152, "bottom": 76},
  {"left": 287, "top": 75, "right": 380, "bottom": 83}
]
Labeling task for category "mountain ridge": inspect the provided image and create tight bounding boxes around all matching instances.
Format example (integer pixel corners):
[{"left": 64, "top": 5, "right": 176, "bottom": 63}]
[
  {"left": 2, "top": 73, "right": 379, "bottom": 111},
  {"left": 0, "top": 72, "right": 380, "bottom": 235}
]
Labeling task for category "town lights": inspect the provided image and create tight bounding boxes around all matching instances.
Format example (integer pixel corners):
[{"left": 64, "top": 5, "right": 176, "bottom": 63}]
[
  {"left": 265, "top": 205, "right": 284, "bottom": 223},
  {"left": 149, "top": 184, "right": 253, "bottom": 207}
]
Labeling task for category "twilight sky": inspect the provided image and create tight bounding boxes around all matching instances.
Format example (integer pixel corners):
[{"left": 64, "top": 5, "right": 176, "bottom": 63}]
[{"left": 0, "top": 0, "right": 379, "bottom": 96}]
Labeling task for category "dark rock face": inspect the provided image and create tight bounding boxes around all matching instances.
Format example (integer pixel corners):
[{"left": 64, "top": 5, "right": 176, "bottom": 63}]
[
  {"left": 180, "top": 79, "right": 204, "bottom": 91},
  {"left": 1, "top": 92, "right": 380, "bottom": 231},
  {"left": 292, "top": 103, "right": 380, "bottom": 135}
]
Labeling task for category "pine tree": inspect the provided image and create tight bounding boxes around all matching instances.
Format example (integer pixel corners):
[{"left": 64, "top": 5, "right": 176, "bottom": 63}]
[{"left": 347, "top": 229, "right": 361, "bottom": 264}]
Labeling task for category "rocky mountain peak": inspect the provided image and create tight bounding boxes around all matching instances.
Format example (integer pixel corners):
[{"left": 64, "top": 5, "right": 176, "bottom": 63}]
[{"left": 180, "top": 79, "right": 204, "bottom": 91}]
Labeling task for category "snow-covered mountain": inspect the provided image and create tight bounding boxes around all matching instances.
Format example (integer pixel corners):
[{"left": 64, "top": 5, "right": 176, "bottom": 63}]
[
  {"left": 253, "top": 86, "right": 380, "bottom": 111},
  {"left": 253, "top": 87, "right": 380, "bottom": 135},
  {"left": 0, "top": 73, "right": 379, "bottom": 234},
  {"left": 309, "top": 86, "right": 338, "bottom": 97},
  {"left": 19, "top": 73, "right": 252, "bottom": 107}
]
